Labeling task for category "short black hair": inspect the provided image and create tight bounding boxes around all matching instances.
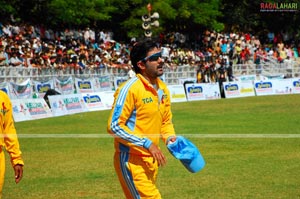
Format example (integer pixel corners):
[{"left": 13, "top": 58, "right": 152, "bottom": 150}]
[{"left": 130, "top": 38, "right": 158, "bottom": 74}]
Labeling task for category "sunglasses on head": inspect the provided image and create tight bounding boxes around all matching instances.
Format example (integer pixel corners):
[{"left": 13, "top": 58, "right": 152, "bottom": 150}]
[{"left": 141, "top": 51, "right": 162, "bottom": 62}]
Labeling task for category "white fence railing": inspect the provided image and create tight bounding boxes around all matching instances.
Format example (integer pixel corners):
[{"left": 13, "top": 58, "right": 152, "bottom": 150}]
[
  {"left": 232, "top": 61, "right": 300, "bottom": 78},
  {"left": 1, "top": 60, "right": 299, "bottom": 85}
]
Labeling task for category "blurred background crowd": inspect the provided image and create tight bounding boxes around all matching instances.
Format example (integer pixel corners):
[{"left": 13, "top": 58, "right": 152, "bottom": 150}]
[{"left": 0, "top": 21, "right": 299, "bottom": 81}]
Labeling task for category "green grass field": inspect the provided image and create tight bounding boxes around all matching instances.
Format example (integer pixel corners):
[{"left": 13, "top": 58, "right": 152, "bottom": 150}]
[{"left": 3, "top": 94, "right": 300, "bottom": 199}]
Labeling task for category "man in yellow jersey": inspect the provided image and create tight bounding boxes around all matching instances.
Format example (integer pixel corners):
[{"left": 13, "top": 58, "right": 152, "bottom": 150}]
[
  {"left": 107, "top": 38, "right": 177, "bottom": 199},
  {"left": 0, "top": 90, "right": 24, "bottom": 198}
]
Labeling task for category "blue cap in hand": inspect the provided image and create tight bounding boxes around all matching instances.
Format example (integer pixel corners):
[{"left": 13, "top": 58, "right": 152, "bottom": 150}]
[{"left": 167, "top": 136, "right": 205, "bottom": 173}]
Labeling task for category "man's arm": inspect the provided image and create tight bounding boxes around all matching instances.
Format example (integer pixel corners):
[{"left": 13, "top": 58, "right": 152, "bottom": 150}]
[
  {"left": 107, "top": 82, "right": 152, "bottom": 148},
  {"left": 2, "top": 92, "right": 24, "bottom": 172},
  {"left": 9, "top": 57, "right": 23, "bottom": 66}
]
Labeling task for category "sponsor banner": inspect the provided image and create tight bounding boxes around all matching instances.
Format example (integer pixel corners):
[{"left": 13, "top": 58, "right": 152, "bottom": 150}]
[
  {"left": 33, "top": 79, "right": 54, "bottom": 98},
  {"left": 272, "top": 79, "right": 293, "bottom": 94},
  {"left": 12, "top": 99, "right": 31, "bottom": 122},
  {"left": 0, "top": 82, "right": 10, "bottom": 97},
  {"left": 98, "top": 91, "right": 115, "bottom": 109},
  {"left": 75, "top": 78, "right": 94, "bottom": 93},
  {"left": 12, "top": 98, "right": 52, "bottom": 122},
  {"left": 254, "top": 79, "right": 293, "bottom": 96},
  {"left": 223, "top": 81, "right": 255, "bottom": 98},
  {"left": 54, "top": 77, "right": 74, "bottom": 95},
  {"left": 114, "top": 76, "right": 128, "bottom": 90},
  {"left": 9, "top": 79, "right": 32, "bottom": 99},
  {"left": 185, "top": 83, "right": 220, "bottom": 101},
  {"left": 291, "top": 78, "right": 300, "bottom": 94},
  {"left": 94, "top": 75, "right": 112, "bottom": 91},
  {"left": 47, "top": 95, "right": 67, "bottom": 117},
  {"left": 254, "top": 80, "right": 275, "bottom": 96},
  {"left": 48, "top": 94, "right": 87, "bottom": 116},
  {"left": 168, "top": 84, "right": 187, "bottom": 103},
  {"left": 81, "top": 92, "right": 106, "bottom": 111}
]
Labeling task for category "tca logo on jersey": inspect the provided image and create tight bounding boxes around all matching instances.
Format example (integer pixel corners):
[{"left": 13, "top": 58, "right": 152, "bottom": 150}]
[{"left": 142, "top": 97, "right": 153, "bottom": 104}]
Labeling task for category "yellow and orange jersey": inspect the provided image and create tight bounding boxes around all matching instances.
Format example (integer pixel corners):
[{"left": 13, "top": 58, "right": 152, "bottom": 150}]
[
  {"left": 107, "top": 74, "right": 175, "bottom": 156},
  {"left": 0, "top": 90, "right": 24, "bottom": 167}
]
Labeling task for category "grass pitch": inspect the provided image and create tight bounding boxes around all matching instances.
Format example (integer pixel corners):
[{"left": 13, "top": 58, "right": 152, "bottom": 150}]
[{"left": 3, "top": 94, "right": 300, "bottom": 199}]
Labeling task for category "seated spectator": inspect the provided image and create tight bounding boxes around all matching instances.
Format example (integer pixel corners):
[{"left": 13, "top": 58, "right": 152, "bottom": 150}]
[
  {"left": 78, "top": 54, "right": 87, "bottom": 73},
  {"left": 53, "top": 54, "right": 64, "bottom": 70},
  {"left": 23, "top": 52, "right": 32, "bottom": 68},
  {"left": 0, "top": 45, "right": 6, "bottom": 66},
  {"left": 9, "top": 51, "right": 23, "bottom": 67}
]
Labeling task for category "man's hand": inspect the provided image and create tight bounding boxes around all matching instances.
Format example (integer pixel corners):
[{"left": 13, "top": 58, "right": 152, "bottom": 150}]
[
  {"left": 167, "top": 136, "right": 177, "bottom": 144},
  {"left": 14, "top": 164, "right": 23, "bottom": 184},
  {"left": 148, "top": 143, "right": 167, "bottom": 167}
]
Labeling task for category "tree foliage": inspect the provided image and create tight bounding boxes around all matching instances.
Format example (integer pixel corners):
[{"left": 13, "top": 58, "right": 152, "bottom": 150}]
[
  {"left": 48, "top": 0, "right": 117, "bottom": 27},
  {"left": 221, "top": 0, "right": 300, "bottom": 34}
]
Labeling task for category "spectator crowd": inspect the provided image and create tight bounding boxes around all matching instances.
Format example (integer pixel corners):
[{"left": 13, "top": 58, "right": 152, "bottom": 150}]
[{"left": 0, "top": 21, "right": 299, "bottom": 81}]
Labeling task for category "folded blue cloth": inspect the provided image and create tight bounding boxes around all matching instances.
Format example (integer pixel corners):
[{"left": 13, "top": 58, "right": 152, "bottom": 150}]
[{"left": 167, "top": 136, "right": 205, "bottom": 173}]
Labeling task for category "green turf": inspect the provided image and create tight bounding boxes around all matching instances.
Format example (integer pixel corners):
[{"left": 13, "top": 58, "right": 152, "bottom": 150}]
[{"left": 3, "top": 94, "right": 300, "bottom": 199}]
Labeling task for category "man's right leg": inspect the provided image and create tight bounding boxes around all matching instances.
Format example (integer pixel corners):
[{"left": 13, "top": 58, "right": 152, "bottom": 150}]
[{"left": 114, "top": 152, "right": 161, "bottom": 199}]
